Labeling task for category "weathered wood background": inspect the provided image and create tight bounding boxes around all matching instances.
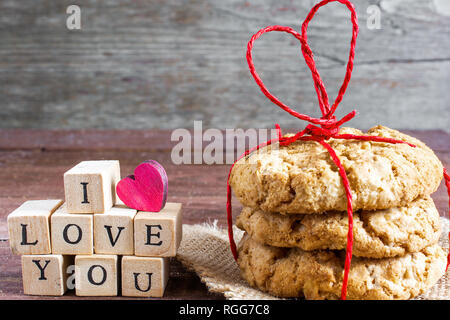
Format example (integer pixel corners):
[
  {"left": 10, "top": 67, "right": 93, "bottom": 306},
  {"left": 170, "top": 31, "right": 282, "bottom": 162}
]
[
  {"left": 0, "top": 0, "right": 449, "bottom": 130},
  {"left": 0, "top": 129, "right": 448, "bottom": 299}
]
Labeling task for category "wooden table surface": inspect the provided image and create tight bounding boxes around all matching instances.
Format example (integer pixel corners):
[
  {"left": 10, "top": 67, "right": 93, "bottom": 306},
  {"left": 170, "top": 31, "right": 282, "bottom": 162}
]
[{"left": 0, "top": 129, "right": 449, "bottom": 300}]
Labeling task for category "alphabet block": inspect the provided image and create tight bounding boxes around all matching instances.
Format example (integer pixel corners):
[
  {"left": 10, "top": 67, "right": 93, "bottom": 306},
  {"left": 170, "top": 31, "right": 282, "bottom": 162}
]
[
  {"left": 7, "top": 199, "right": 63, "bottom": 255},
  {"left": 75, "top": 255, "right": 119, "bottom": 296},
  {"left": 51, "top": 203, "right": 93, "bottom": 255},
  {"left": 64, "top": 160, "right": 121, "bottom": 214},
  {"left": 121, "top": 256, "right": 169, "bottom": 297},
  {"left": 22, "top": 254, "right": 73, "bottom": 296},
  {"left": 134, "top": 202, "right": 182, "bottom": 257},
  {"left": 94, "top": 205, "right": 137, "bottom": 255}
]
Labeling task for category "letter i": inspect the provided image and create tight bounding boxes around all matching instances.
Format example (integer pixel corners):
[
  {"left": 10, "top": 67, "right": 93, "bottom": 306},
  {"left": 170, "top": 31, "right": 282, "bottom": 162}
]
[{"left": 81, "top": 182, "right": 89, "bottom": 204}]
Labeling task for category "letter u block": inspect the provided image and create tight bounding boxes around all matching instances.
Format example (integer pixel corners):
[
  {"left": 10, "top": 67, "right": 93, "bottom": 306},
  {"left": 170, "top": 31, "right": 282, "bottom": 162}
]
[
  {"left": 51, "top": 203, "right": 93, "bottom": 255},
  {"left": 75, "top": 255, "right": 119, "bottom": 296},
  {"left": 22, "top": 254, "right": 73, "bottom": 296},
  {"left": 121, "top": 256, "right": 169, "bottom": 297},
  {"left": 64, "top": 160, "right": 120, "bottom": 214},
  {"left": 7, "top": 200, "right": 63, "bottom": 255},
  {"left": 134, "top": 203, "right": 182, "bottom": 257}
]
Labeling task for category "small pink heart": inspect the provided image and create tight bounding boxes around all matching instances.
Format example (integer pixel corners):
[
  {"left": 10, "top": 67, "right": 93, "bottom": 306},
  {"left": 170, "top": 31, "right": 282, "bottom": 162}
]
[{"left": 116, "top": 160, "right": 168, "bottom": 212}]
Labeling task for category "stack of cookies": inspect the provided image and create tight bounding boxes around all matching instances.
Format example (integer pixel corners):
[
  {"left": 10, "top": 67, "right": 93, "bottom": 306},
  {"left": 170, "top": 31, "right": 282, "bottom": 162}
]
[{"left": 229, "top": 125, "right": 447, "bottom": 300}]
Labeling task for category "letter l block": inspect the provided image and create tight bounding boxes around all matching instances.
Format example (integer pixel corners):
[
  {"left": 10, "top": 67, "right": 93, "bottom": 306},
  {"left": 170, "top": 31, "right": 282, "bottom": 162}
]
[{"left": 7, "top": 200, "right": 63, "bottom": 255}]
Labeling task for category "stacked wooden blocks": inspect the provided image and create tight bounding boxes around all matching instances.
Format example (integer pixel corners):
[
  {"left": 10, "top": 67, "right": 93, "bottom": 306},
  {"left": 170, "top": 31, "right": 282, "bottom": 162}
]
[{"left": 7, "top": 160, "right": 182, "bottom": 297}]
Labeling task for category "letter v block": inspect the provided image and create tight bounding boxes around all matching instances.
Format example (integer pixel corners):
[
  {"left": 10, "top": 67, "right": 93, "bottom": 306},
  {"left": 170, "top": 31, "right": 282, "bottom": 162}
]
[
  {"left": 51, "top": 203, "right": 93, "bottom": 255},
  {"left": 134, "top": 203, "right": 182, "bottom": 257},
  {"left": 64, "top": 160, "right": 121, "bottom": 213},
  {"left": 121, "top": 256, "right": 169, "bottom": 297},
  {"left": 75, "top": 255, "right": 119, "bottom": 296},
  {"left": 94, "top": 205, "right": 137, "bottom": 255},
  {"left": 7, "top": 200, "right": 63, "bottom": 255},
  {"left": 22, "top": 255, "right": 73, "bottom": 296}
]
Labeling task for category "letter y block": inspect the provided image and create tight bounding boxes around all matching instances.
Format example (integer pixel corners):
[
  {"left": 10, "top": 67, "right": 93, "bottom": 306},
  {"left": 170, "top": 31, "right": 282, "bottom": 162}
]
[{"left": 22, "top": 254, "right": 73, "bottom": 296}]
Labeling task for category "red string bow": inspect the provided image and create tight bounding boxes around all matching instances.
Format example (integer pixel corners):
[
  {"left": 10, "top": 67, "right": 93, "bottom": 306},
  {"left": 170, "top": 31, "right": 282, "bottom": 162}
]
[{"left": 226, "top": 0, "right": 450, "bottom": 300}]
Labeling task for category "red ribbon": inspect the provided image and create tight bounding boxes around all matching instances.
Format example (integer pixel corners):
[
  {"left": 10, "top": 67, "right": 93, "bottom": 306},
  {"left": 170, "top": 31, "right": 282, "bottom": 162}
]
[{"left": 226, "top": 0, "right": 450, "bottom": 300}]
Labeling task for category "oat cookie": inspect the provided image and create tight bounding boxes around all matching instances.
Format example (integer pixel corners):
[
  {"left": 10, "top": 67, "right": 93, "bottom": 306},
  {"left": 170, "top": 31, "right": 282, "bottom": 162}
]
[
  {"left": 237, "top": 234, "right": 446, "bottom": 300},
  {"left": 229, "top": 126, "right": 443, "bottom": 214},
  {"left": 236, "top": 197, "right": 441, "bottom": 258}
]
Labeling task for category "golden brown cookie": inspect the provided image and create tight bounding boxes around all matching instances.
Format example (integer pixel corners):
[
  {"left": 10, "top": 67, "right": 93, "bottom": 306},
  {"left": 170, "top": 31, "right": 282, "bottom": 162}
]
[
  {"left": 236, "top": 197, "right": 441, "bottom": 258},
  {"left": 229, "top": 126, "right": 443, "bottom": 214},
  {"left": 237, "top": 234, "right": 447, "bottom": 300}
]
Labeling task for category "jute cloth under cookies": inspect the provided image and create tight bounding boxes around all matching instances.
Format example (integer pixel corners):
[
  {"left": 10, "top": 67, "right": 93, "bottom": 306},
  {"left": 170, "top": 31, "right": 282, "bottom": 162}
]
[{"left": 176, "top": 218, "right": 450, "bottom": 300}]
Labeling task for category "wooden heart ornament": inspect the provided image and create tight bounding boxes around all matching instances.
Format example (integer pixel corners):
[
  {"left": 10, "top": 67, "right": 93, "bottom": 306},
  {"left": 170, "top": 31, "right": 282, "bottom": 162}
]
[{"left": 116, "top": 160, "right": 168, "bottom": 212}]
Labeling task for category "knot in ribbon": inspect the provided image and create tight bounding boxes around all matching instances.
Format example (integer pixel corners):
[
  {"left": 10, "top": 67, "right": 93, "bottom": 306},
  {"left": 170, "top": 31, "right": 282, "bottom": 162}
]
[{"left": 226, "top": 0, "right": 449, "bottom": 300}]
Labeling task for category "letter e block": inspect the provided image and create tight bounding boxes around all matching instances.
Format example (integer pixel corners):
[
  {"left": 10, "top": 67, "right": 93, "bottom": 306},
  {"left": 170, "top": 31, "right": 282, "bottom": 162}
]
[
  {"left": 51, "top": 204, "right": 93, "bottom": 255},
  {"left": 64, "top": 160, "right": 121, "bottom": 213},
  {"left": 7, "top": 200, "right": 63, "bottom": 255},
  {"left": 134, "top": 203, "right": 182, "bottom": 257},
  {"left": 22, "top": 254, "right": 73, "bottom": 296},
  {"left": 94, "top": 205, "right": 137, "bottom": 255},
  {"left": 121, "top": 256, "right": 169, "bottom": 297},
  {"left": 75, "top": 255, "right": 119, "bottom": 296}
]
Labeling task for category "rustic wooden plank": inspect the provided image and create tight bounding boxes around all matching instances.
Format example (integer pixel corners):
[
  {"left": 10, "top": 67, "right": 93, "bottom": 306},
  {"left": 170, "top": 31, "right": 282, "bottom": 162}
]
[
  {"left": 1, "top": 129, "right": 449, "bottom": 152},
  {"left": 0, "top": 130, "right": 174, "bottom": 151},
  {"left": 0, "top": 0, "right": 449, "bottom": 131}
]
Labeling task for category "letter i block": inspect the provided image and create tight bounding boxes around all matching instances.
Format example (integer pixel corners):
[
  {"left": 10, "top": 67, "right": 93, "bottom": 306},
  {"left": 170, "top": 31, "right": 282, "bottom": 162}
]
[
  {"left": 7, "top": 200, "right": 63, "bottom": 255},
  {"left": 75, "top": 255, "right": 119, "bottom": 296},
  {"left": 64, "top": 160, "right": 121, "bottom": 213},
  {"left": 51, "top": 204, "right": 93, "bottom": 255},
  {"left": 22, "top": 255, "right": 73, "bottom": 296},
  {"left": 134, "top": 203, "right": 182, "bottom": 257},
  {"left": 94, "top": 205, "right": 137, "bottom": 255},
  {"left": 121, "top": 256, "right": 169, "bottom": 297}
]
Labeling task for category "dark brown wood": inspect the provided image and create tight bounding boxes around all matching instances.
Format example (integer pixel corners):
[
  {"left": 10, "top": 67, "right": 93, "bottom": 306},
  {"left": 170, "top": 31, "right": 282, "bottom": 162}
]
[{"left": 0, "top": 129, "right": 448, "bottom": 299}]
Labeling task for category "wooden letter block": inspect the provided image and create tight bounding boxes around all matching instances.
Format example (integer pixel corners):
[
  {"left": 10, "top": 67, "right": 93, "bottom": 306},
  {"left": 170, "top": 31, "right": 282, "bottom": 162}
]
[
  {"left": 94, "top": 205, "right": 137, "bottom": 255},
  {"left": 134, "top": 203, "right": 182, "bottom": 257},
  {"left": 7, "top": 200, "right": 63, "bottom": 255},
  {"left": 51, "top": 204, "right": 93, "bottom": 255},
  {"left": 22, "top": 254, "right": 73, "bottom": 296},
  {"left": 64, "top": 160, "right": 121, "bottom": 213},
  {"left": 75, "top": 255, "right": 119, "bottom": 296},
  {"left": 121, "top": 256, "right": 169, "bottom": 297}
]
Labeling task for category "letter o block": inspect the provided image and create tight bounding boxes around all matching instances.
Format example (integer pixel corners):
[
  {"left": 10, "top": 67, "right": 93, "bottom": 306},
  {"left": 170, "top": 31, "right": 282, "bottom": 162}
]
[
  {"left": 121, "top": 256, "right": 169, "bottom": 297},
  {"left": 134, "top": 203, "right": 182, "bottom": 257},
  {"left": 64, "top": 160, "right": 120, "bottom": 214},
  {"left": 75, "top": 255, "right": 119, "bottom": 296},
  {"left": 51, "top": 204, "right": 93, "bottom": 255}
]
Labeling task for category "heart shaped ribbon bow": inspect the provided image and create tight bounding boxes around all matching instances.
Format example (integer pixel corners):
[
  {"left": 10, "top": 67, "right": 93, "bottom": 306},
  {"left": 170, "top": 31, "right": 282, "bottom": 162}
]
[{"left": 226, "top": 0, "right": 450, "bottom": 300}]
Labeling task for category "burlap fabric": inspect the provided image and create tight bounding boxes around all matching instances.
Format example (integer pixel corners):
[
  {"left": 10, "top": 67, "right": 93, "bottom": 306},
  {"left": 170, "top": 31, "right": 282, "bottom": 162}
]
[{"left": 176, "top": 218, "right": 450, "bottom": 300}]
